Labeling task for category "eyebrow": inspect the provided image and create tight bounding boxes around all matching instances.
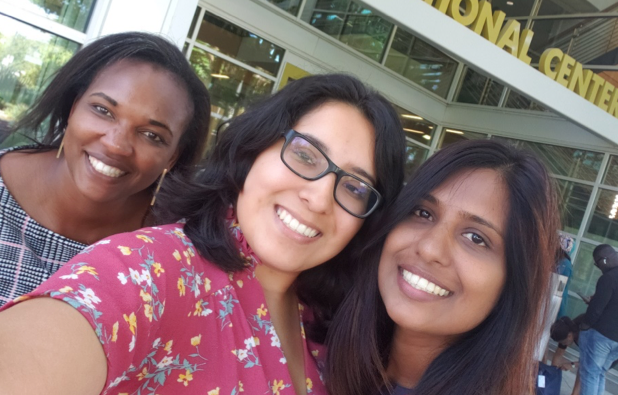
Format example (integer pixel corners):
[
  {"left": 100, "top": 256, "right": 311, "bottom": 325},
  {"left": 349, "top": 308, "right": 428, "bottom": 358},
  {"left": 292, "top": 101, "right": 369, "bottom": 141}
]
[
  {"left": 423, "top": 194, "right": 504, "bottom": 237},
  {"left": 303, "top": 132, "right": 377, "bottom": 186},
  {"left": 90, "top": 92, "right": 173, "bottom": 136}
]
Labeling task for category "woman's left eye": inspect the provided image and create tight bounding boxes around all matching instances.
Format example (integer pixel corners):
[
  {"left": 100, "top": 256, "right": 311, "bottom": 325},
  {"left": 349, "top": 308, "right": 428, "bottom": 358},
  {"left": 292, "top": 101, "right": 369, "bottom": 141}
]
[
  {"left": 93, "top": 105, "right": 112, "bottom": 117},
  {"left": 142, "top": 131, "right": 163, "bottom": 143},
  {"left": 463, "top": 232, "right": 487, "bottom": 247}
]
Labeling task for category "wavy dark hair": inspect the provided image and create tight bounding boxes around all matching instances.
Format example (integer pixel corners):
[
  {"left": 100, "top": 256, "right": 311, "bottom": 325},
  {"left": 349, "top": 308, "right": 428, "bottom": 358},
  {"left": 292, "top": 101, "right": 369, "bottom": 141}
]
[
  {"left": 157, "top": 73, "right": 406, "bottom": 339},
  {"left": 10, "top": 31, "right": 210, "bottom": 172},
  {"left": 325, "top": 139, "right": 561, "bottom": 395}
]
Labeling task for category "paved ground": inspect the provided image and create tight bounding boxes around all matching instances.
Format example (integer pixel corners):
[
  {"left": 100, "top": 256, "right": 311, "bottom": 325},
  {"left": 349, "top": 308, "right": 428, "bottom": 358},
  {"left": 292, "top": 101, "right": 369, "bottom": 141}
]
[{"left": 558, "top": 367, "right": 616, "bottom": 394}]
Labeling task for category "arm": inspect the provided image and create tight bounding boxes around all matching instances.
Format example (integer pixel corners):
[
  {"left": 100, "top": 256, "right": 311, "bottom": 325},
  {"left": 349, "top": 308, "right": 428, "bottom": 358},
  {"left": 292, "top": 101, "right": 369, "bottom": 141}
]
[
  {"left": 0, "top": 298, "right": 106, "bottom": 395},
  {"left": 583, "top": 275, "right": 612, "bottom": 328},
  {"left": 551, "top": 345, "right": 567, "bottom": 366}
]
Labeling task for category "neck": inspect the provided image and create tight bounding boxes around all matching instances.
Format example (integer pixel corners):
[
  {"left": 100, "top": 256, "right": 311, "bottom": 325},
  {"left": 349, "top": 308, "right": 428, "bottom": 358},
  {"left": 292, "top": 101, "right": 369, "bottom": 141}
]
[{"left": 386, "top": 327, "right": 452, "bottom": 389}]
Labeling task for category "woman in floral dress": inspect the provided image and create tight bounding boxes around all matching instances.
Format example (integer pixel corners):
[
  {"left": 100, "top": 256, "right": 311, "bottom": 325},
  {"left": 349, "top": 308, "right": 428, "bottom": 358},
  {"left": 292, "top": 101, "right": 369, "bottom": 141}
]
[{"left": 0, "top": 74, "right": 406, "bottom": 395}]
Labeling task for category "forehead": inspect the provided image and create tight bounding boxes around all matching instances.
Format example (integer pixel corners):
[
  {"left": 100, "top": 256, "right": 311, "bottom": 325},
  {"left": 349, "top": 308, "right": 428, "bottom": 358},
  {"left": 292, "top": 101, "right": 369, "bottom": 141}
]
[
  {"left": 431, "top": 169, "right": 508, "bottom": 225},
  {"left": 293, "top": 102, "right": 376, "bottom": 177}
]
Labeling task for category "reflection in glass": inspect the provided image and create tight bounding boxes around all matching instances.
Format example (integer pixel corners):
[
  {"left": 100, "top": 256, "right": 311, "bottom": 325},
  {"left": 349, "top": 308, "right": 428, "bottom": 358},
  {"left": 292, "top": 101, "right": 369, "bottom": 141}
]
[
  {"left": 189, "top": 47, "right": 274, "bottom": 152},
  {"left": 384, "top": 29, "right": 458, "bottom": 98},
  {"left": 4, "top": 0, "right": 95, "bottom": 32},
  {"left": 438, "top": 129, "right": 486, "bottom": 148},
  {"left": 196, "top": 12, "right": 284, "bottom": 76},
  {"left": 505, "top": 89, "right": 548, "bottom": 112},
  {"left": 306, "top": 11, "right": 345, "bottom": 37},
  {"left": 517, "top": 141, "right": 603, "bottom": 181},
  {"left": 490, "top": 0, "right": 535, "bottom": 17},
  {"left": 266, "top": 0, "right": 303, "bottom": 16},
  {"left": 314, "top": 0, "right": 350, "bottom": 12},
  {"left": 528, "top": 18, "right": 588, "bottom": 64},
  {"left": 538, "top": 0, "right": 618, "bottom": 15},
  {"left": 554, "top": 179, "right": 593, "bottom": 235},
  {"left": 404, "top": 142, "right": 428, "bottom": 181},
  {"left": 392, "top": 104, "right": 436, "bottom": 145},
  {"left": 456, "top": 68, "right": 505, "bottom": 106},
  {"left": 603, "top": 156, "right": 618, "bottom": 187},
  {"left": 0, "top": 15, "right": 79, "bottom": 141},
  {"left": 571, "top": 241, "right": 602, "bottom": 302},
  {"left": 584, "top": 188, "right": 618, "bottom": 248}
]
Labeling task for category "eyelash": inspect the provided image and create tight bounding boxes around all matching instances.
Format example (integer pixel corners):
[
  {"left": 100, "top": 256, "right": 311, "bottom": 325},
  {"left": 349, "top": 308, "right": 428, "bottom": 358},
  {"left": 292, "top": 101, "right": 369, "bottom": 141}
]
[
  {"left": 93, "top": 105, "right": 112, "bottom": 117},
  {"left": 92, "top": 104, "right": 166, "bottom": 145},
  {"left": 412, "top": 207, "right": 489, "bottom": 248}
]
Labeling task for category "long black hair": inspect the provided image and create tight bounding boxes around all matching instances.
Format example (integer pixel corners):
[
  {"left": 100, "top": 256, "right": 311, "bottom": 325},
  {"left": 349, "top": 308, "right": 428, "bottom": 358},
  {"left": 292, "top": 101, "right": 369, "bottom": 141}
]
[
  {"left": 11, "top": 31, "right": 210, "bottom": 172},
  {"left": 326, "top": 139, "right": 561, "bottom": 395},
  {"left": 157, "top": 73, "right": 406, "bottom": 339}
]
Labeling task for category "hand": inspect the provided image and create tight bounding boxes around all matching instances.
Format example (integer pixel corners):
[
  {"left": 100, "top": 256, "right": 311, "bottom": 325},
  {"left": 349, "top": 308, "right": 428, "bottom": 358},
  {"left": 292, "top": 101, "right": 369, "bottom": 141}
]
[{"left": 558, "top": 361, "right": 576, "bottom": 371}]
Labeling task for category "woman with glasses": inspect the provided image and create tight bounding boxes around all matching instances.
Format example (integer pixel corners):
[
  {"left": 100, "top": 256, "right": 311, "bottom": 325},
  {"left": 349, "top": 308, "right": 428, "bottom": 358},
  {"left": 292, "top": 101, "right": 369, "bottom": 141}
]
[
  {"left": 325, "top": 140, "right": 561, "bottom": 395},
  {"left": 0, "top": 74, "right": 405, "bottom": 395}
]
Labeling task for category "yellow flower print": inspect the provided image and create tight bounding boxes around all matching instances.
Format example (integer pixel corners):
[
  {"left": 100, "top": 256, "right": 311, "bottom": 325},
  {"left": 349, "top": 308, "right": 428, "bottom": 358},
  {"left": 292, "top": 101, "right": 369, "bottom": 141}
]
[
  {"left": 307, "top": 378, "right": 313, "bottom": 390},
  {"left": 298, "top": 303, "right": 305, "bottom": 311},
  {"left": 152, "top": 262, "right": 165, "bottom": 277},
  {"left": 183, "top": 248, "right": 194, "bottom": 265},
  {"left": 111, "top": 321, "right": 119, "bottom": 342},
  {"left": 301, "top": 324, "right": 306, "bottom": 339},
  {"left": 257, "top": 304, "right": 268, "bottom": 318},
  {"left": 191, "top": 335, "right": 201, "bottom": 347},
  {"left": 272, "top": 380, "right": 286, "bottom": 395},
  {"left": 139, "top": 290, "right": 152, "bottom": 302},
  {"left": 59, "top": 286, "right": 73, "bottom": 293},
  {"left": 173, "top": 229, "right": 185, "bottom": 239},
  {"left": 193, "top": 301, "right": 202, "bottom": 316},
  {"left": 173, "top": 250, "right": 182, "bottom": 261},
  {"left": 136, "top": 234, "right": 153, "bottom": 243},
  {"left": 178, "top": 277, "right": 186, "bottom": 296},
  {"left": 118, "top": 246, "right": 132, "bottom": 256},
  {"left": 207, "top": 388, "right": 220, "bottom": 395},
  {"left": 253, "top": 336, "right": 260, "bottom": 346},
  {"left": 164, "top": 340, "right": 173, "bottom": 353},
  {"left": 76, "top": 265, "right": 98, "bottom": 276},
  {"left": 238, "top": 381, "right": 244, "bottom": 392},
  {"left": 137, "top": 367, "right": 148, "bottom": 381},
  {"left": 204, "top": 277, "right": 212, "bottom": 293},
  {"left": 123, "top": 312, "right": 137, "bottom": 335},
  {"left": 311, "top": 350, "right": 319, "bottom": 357},
  {"left": 144, "top": 304, "right": 153, "bottom": 322},
  {"left": 177, "top": 370, "right": 193, "bottom": 387}
]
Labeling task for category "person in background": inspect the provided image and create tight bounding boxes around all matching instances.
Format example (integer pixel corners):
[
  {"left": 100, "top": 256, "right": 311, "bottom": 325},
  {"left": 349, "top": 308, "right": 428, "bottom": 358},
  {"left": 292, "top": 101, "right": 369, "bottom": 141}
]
[
  {"left": 556, "top": 234, "right": 575, "bottom": 319},
  {"left": 550, "top": 315, "right": 584, "bottom": 395},
  {"left": 0, "top": 74, "right": 406, "bottom": 395},
  {"left": 579, "top": 244, "right": 618, "bottom": 395},
  {"left": 0, "top": 32, "right": 210, "bottom": 306},
  {"left": 325, "top": 139, "right": 561, "bottom": 395}
]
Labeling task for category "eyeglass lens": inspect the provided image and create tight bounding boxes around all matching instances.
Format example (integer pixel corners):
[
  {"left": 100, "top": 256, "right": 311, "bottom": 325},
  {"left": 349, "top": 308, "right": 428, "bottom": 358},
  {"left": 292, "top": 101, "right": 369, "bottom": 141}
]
[{"left": 282, "top": 134, "right": 378, "bottom": 216}]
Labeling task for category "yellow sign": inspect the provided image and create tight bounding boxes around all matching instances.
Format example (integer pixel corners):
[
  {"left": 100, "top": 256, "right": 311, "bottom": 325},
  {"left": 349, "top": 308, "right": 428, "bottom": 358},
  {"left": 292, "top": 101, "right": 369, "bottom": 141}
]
[{"left": 424, "top": 0, "right": 618, "bottom": 118}]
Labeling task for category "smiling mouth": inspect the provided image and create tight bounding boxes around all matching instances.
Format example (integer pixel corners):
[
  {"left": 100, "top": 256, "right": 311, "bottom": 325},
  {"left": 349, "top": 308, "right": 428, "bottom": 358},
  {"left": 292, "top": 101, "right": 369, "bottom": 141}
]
[
  {"left": 88, "top": 155, "right": 126, "bottom": 178},
  {"left": 276, "top": 207, "right": 319, "bottom": 238},
  {"left": 401, "top": 268, "right": 451, "bottom": 297}
]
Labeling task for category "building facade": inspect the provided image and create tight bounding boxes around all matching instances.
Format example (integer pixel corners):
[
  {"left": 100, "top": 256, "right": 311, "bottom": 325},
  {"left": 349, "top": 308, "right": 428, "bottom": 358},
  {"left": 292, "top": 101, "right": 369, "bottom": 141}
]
[{"left": 2, "top": 0, "right": 618, "bottom": 378}]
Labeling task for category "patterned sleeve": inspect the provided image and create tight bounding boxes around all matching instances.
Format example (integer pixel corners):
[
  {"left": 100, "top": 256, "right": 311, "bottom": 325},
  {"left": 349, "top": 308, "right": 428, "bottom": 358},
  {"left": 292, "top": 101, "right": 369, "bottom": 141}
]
[{"left": 4, "top": 228, "right": 186, "bottom": 390}]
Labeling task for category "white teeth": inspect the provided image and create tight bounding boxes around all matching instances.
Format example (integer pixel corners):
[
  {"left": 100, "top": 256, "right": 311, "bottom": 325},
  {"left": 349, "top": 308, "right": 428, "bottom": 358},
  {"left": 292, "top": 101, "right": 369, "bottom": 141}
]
[
  {"left": 88, "top": 156, "right": 126, "bottom": 178},
  {"left": 402, "top": 269, "right": 450, "bottom": 297},
  {"left": 276, "top": 208, "right": 319, "bottom": 238}
]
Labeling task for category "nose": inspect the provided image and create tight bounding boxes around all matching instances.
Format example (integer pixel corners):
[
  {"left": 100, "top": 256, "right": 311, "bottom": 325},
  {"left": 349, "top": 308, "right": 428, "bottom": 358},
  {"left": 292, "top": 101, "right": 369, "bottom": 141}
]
[
  {"left": 100, "top": 124, "right": 133, "bottom": 156},
  {"left": 298, "top": 173, "right": 337, "bottom": 215},
  {"left": 415, "top": 221, "right": 452, "bottom": 267}
]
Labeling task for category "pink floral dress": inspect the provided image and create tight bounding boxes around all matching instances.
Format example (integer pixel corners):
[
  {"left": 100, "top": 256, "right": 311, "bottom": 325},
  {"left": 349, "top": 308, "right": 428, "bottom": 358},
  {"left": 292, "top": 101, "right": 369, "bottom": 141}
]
[{"left": 2, "top": 218, "right": 326, "bottom": 395}]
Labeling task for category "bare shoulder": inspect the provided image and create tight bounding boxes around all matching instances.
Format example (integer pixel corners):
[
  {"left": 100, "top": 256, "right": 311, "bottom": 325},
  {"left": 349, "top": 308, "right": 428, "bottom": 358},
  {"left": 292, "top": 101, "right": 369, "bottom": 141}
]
[{"left": 0, "top": 297, "right": 107, "bottom": 395}]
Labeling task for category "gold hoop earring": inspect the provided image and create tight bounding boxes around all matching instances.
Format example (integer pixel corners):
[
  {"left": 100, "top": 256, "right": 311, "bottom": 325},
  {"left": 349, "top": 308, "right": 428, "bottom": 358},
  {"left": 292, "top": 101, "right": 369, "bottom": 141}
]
[
  {"left": 150, "top": 168, "right": 168, "bottom": 206},
  {"left": 56, "top": 138, "right": 65, "bottom": 159}
]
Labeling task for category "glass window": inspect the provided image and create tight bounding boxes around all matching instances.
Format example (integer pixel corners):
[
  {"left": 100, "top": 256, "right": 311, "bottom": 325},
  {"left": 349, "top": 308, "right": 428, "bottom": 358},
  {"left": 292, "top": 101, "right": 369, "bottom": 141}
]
[
  {"left": 455, "top": 68, "right": 505, "bottom": 106},
  {"left": 528, "top": 18, "right": 586, "bottom": 64},
  {"left": 392, "top": 104, "right": 436, "bottom": 145},
  {"left": 404, "top": 142, "right": 429, "bottom": 181},
  {"left": 266, "top": 0, "right": 303, "bottom": 16},
  {"left": 571, "top": 241, "right": 603, "bottom": 302},
  {"left": 490, "top": 0, "right": 535, "bottom": 17},
  {"left": 313, "top": 0, "right": 351, "bottom": 12},
  {"left": 4, "top": 0, "right": 96, "bottom": 32},
  {"left": 538, "top": 0, "right": 618, "bottom": 15},
  {"left": 384, "top": 28, "right": 458, "bottom": 98},
  {"left": 305, "top": 11, "right": 345, "bottom": 37},
  {"left": 438, "top": 129, "right": 487, "bottom": 148},
  {"left": 517, "top": 141, "right": 603, "bottom": 181},
  {"left": 584, "top": 188, "right": 618, "bottom": 248},
  {"left": 504, "top": 89, "right": 549, "bottom": 112},
  {"left": 0, "top": 15, "right": 80, "bottom": 140},
  {"left": 603, "top": 155, "right": 618, "bottom": 187},
  {"left": 189, "top": 47, "right": 274, "bottom": 152},
  {"left": 196, "top": 12, "right": 284, "bottom": 76},
  {"left": 555, "top": 179, "right": 594, "bottom": 235}
]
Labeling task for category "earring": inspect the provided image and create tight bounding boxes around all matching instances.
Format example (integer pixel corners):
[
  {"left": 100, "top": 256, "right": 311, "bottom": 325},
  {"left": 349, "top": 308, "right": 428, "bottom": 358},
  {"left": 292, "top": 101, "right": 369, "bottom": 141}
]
[
  {"left": 56, "top": 138, "right": 65, "bottom": 159},
  {"left": 150, "top": 168, "right": 168, "bottom": 206}
]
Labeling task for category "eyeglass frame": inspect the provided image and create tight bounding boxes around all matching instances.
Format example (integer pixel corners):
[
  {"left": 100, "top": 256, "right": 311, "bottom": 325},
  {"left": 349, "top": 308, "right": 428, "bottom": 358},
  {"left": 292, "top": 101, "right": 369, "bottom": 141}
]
[{"left": 279, "top": 129, "right": 382, "bottom": 219}]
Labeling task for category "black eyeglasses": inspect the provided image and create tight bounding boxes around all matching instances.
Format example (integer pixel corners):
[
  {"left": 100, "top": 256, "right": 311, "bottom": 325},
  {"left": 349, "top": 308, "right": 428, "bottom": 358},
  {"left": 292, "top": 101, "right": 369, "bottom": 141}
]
[{"left": 280, "top": 129, "right": 382, "bottom": 218}]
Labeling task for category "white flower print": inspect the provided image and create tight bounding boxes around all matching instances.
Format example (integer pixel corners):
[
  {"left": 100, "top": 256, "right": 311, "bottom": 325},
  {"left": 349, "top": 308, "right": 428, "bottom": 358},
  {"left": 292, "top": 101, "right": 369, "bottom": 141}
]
[
  {"left": 201, "top": 308, "right": 213, "bottom": 317},
  {"left": 157, "top": 355, "right": 174, "bottom": 369},
  {"left": 117, "top": 272, "right": 128, "bottom": 285},
  {"left": 152, "top": 338, "right": 161, "bottom": 348},
  {"left": 269, "top": 326, "right": 281, "bottom": 348},
  {"left": 75, "top": 288, "right": 101, "bottom": 309},
  {"left": 279, "top": 357, "right": 287, "bottom": 364},
  {"left": 237, "top": 349, "right": 248, "bottom": 361},
  {"left": 59, "top": 273, "right": 78, "bottom": 280},
  {"left": 129, "top": 268, "right": 142, "bottom": 284},
  {"left": 140, "top": 269, "right": 152, "bottom": 286},
  {"left": 244, "top": 337, "right": 256, "bottom": 349},
  {"left": 129, "top": 335, "right": 136, "bottom": 352},
  {"left": 95, "top": 239, "right": 111, "bottom": 245}
]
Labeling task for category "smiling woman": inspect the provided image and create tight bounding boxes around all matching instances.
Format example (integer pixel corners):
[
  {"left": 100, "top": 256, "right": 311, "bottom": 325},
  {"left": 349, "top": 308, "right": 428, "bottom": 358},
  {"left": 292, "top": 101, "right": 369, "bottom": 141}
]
[
  {"left": 0, "top": 32, "right": 210, "bottom": 306},
  {"left": 325, "top": 139, "right": 562, "bottom": 395}
]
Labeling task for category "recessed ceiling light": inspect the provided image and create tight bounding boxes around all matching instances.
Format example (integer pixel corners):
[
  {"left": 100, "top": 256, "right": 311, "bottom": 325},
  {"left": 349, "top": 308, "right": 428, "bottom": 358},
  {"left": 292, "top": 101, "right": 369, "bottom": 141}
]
[
  {"left": 403, "top": 128, "right": 425, "bottom": 134},
  {"left": 211, "top": 73, "right": 230, "bottom": 79},
  {"left": 422, "top": 134, "right": 431, "bottom": 140},
  {"left": 402, "top": 114, "right": 424, "bottom": 120},
  {"left": 506, "top": 1, "right": 514, "bottom": 5},
  {"left": 445, "top": 128, "right": 464, "bottom": 134}
]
